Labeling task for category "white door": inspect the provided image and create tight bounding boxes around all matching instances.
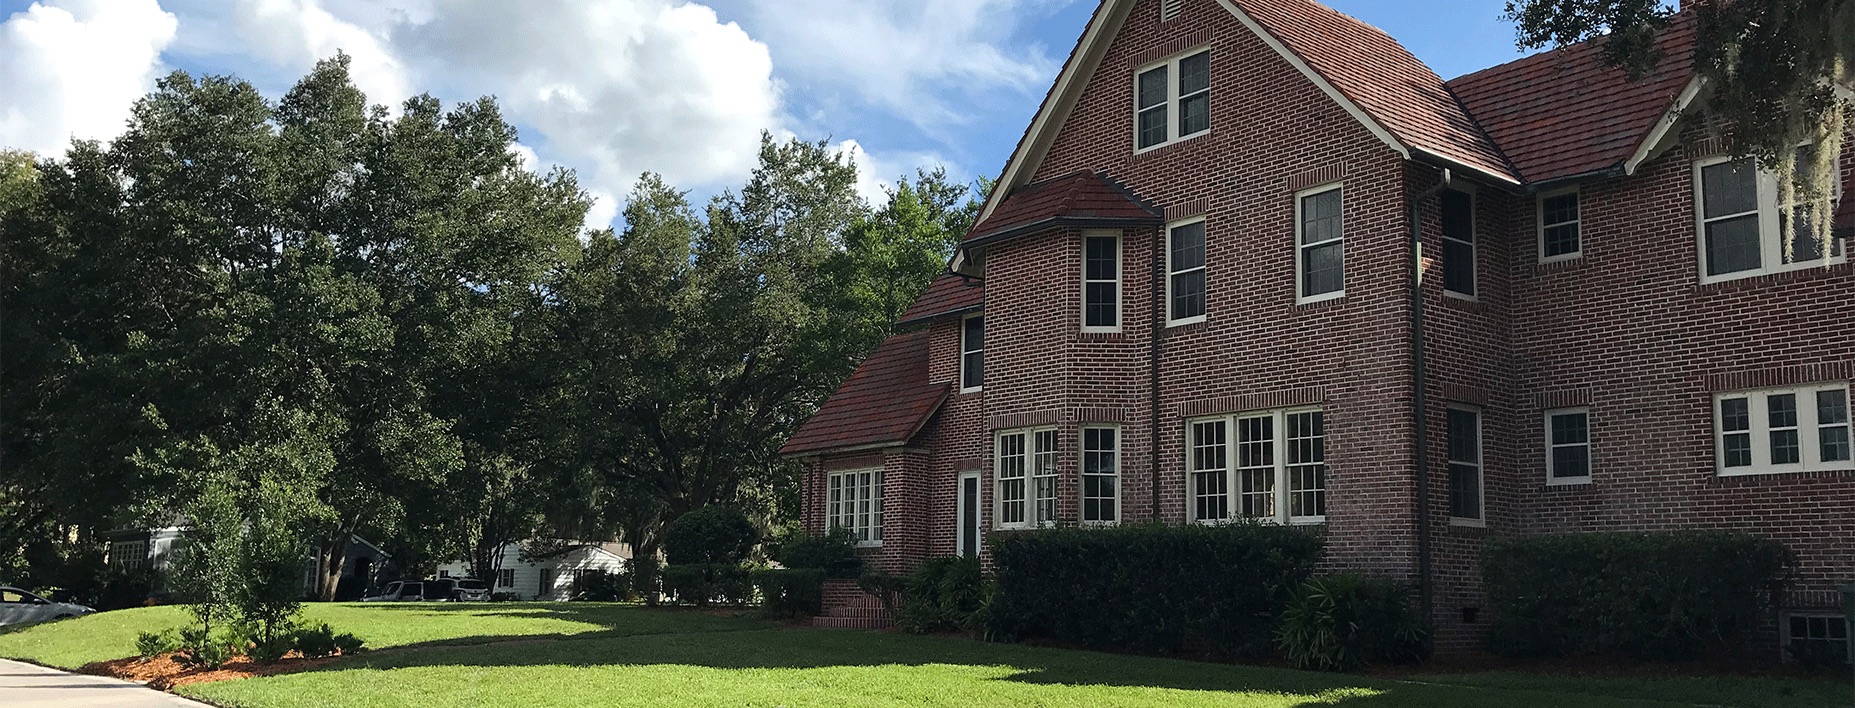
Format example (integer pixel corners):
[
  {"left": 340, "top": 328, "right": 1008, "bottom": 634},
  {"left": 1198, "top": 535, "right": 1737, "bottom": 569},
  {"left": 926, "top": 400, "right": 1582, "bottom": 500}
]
[{"left": 957, "top": 472, "right": 982, "bottom": 558}]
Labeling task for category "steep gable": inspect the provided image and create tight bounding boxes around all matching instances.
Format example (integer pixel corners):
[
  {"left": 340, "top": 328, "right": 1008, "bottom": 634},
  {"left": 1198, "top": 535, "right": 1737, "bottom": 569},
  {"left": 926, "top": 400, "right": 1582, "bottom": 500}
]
[{"left": 781, "top": 331, "right": 947, "bottom": 456}]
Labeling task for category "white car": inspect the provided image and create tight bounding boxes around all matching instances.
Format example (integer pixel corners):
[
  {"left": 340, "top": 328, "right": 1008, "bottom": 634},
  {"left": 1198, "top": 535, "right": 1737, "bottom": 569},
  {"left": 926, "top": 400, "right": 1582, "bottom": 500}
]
[{"left": 0, "top": 586, "right": 95, "bottom": 626}]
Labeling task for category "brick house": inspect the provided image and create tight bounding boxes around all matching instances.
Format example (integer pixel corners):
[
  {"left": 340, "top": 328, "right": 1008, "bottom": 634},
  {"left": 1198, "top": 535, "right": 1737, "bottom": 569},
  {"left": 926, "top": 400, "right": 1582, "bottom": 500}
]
[{"left": 782, "top": 0, "right": 1855, "bottom": 654}]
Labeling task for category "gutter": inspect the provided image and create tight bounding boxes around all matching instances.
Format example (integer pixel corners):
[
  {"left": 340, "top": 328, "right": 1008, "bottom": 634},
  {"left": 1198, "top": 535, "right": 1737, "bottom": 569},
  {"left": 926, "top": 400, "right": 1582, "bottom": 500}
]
[
  {"left": 1411, "top": 167, "right": 1453, "bottom": 622},
  {"left": 1149, "top": 224, "right": 1164, "bottom": 519}
]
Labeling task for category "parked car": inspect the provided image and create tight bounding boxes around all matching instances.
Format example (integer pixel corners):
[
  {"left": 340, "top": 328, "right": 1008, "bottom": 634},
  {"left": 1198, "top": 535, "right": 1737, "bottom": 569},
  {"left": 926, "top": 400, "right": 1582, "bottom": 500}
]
[
  {"left": 0, "top": 586, "right": 95, "bottom": 626},
  {"left": 360, "top": 578, "right": 460, "bottom": 602},
  {"left": 452, "top": 578, "right": 490, "bottom": 602}
]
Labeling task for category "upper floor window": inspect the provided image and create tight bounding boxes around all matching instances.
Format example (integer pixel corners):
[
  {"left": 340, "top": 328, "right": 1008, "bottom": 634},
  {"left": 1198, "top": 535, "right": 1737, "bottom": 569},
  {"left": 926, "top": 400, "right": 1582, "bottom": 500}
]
[
  {"left": 1082, "top": 232, "right": 1121, "bottom": 331},
  {"left": 1447, "top": 405, "right": 1484, "bottom": 524},
  {"left": 1715, "top": 384, "right": 1852, "bottom": 476},
  {"left": 997, "top": 428, "right": 1058, "bottom": 529},
  {"left": 1188, "top": 408, "right": 1326, "bottom": 525},
  {"left": 1545, "top": 407, "right": 1591, "bottom": 485},
  {"left": 109, "top": 540, "right": 148, "bottom": 570},
  {"left": 1441, "top": 188, "right": 1476, "bottom": 298},
  {"left": 1538, "top": 189, "right": 1581, "bottom": 262},
  {"left": 1135, "top": 49, "right": 1210, "bottom": 151},
  {"left": 1695, "top": 154, "right": 1846, "bottom": 282},
  {"left": 827, "top": 468, "right": 884, "bottom": 546},
  {"left": 1296, "top": 184, "right": 1344, "bottom": 302},
  {"left": 960, "top": 315, "right": 983, "bottom": 392},
  {"left": 1081, "top": 426, "right": 1120, "bottom": 524},
  {"left": 1167, "top": 218, "right": 1207, "bottom": 324}
]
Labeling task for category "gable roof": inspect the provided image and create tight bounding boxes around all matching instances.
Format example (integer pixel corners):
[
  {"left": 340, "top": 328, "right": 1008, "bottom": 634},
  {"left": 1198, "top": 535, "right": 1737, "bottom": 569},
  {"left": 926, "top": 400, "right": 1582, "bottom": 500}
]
[
  {"left": 781, "top": 330, "right": 947, "bottom": 456},
  {"left": 967, "top": 170, "right": 1163, "bottom": 246},
  {"left": 898, "top": 273, "right": 984, "bottom": 326},
  {"left": 1448, "top": 15, "right": 1698, "bottom": 185}
]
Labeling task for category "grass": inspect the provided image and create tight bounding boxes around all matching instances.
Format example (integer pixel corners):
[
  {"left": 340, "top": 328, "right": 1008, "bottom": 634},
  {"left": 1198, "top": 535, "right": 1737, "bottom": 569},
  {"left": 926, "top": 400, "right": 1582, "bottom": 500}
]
[{"left": 3, "top": 603, "right": 1848, "bottom": 707}]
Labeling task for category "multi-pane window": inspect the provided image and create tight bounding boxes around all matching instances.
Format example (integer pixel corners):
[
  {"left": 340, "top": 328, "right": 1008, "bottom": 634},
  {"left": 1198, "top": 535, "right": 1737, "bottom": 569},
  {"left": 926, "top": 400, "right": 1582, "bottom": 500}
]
[
  {"left": 1082, "top": 427, "right": 1119, "bottom": 524},
  {"left": 1135, "top": 49, "right": 1211, "bottom": 151},
  {"left": 1785, "top": 613, "right": 1851, "bottom": 667},
  {"left": 961, "top": 315, "right": 983, "bottom": 391},
  {"left": 1715, "top": 384, "right": 1853, "bottom": 475},
  {"left": 1441, "top": 188, "right": 1476, "bottom": 297},
  {"left": 1083, "top": 233, "right": 1121, "bottom": 330},
  {"left": 1538, "top": 190, "right": 1581, "bottom": 261},
  {"left": 996, "top": 429, "right": 1057, "bottom": 528},
  {"left": 497, "top": 568, "right": 515, "bottom": 588},
  {"left": 1696, "top": 153, "right": 1846, "bottom": 282},
  {"left": 1187, "top": 408, "right": 1323, "bottom": 524},
  {"left": 1297, "top": 184, "right": 1344, "bottom": 301},
  {"left": 1545, "top": 408, "right": 1591, "bottom": 485},
  {"left": 1447, "top": 406, "right": 1483, "bottom": 522},
  {"left": 1167, "top": 219, "right": 1207, "bottom": 323},
  {"left": 109, "top": 540, "right": 148, "bottom": 570},
  {"left": 827, "top": 468, "right": 885, "bottom": 544}
]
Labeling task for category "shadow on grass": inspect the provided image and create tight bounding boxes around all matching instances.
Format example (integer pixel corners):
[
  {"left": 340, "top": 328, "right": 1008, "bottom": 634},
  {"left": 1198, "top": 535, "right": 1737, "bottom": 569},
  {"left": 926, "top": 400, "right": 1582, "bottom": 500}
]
[{"left": 332, "top": 601, "right": 772, "bottom": 651}]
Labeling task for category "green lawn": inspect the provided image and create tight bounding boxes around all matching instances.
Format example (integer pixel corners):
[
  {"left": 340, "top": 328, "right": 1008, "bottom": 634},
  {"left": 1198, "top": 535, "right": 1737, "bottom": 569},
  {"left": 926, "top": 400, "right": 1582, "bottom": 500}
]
[{"left": 3, "top": 603, "right": 1848, "bottom": 707}]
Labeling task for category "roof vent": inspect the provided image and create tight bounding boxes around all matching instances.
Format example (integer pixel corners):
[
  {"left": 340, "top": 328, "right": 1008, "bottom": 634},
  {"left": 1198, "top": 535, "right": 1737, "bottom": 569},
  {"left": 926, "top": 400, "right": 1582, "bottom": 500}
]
[{"left": 1160, "top": 0, "right": 1183, "bottom": 22}]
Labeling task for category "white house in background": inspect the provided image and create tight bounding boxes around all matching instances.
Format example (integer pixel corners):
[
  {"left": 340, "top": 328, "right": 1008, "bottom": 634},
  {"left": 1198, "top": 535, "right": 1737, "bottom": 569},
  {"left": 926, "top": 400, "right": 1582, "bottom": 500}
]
[
  {"left": 434, "top": 542, "right": 631, "bottom": 601},
  {"left": 103, "top": 523, "right": 392, "bottom": 600}
]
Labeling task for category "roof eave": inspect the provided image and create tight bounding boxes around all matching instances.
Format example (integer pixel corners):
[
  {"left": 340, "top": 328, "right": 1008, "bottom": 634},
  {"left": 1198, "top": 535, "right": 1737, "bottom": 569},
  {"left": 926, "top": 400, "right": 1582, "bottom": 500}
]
[{"left": 959, "top": 215, "right": 1163, "bottom": 259}]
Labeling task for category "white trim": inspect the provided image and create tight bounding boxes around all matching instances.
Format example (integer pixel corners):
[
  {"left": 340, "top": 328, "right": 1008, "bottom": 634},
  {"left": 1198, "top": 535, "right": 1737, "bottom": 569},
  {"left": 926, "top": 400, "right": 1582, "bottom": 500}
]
[
  {"left": 959, "top": 314, "right": 984, "bottom": 393},
  {"left": 1215, "top": 0, "right": 1409, "bottom": 161},
  {"left": 826, "top": 468, "right": 885, "bottom": 547},
  {"left": 956, "top": 471, "right": 982, "bottom": 557},
  {"left": 1781, "top": 610, "right": 1854, "bottom": 665},
  {"left": 1165, "top": 216, "right": 1208, "bottom": 326},
  {"left": 994, "top": 427, "right": 1059, "bottom": 529},
  {"left": 1624, "top": 76, "right": 1704, "bottom": 176},
  {"left": 1184, "top": 405, "right": 1327, "bottom": 525},
  {"left": 1080, "top": 424, "right": 1122, "bottom": 525},
  {"left": 1293, "top": 181, "right": 1346, "bottom": 304},
  {"left": 1713, "top": 383, "right": 1853, "bottom": 477},
  {"left": 1544, "top": 407, "right": 1593, "bottom": 486},
  {"left": 1446, "top": 403, "right": 1485, "bottom": 523},
  {"left": 1080, "top": 230, "right": 1123, "bottom": 333},
  {"left": 1536, "top": 187, "right": 1583, "bottom": 264},
  {"left": 1131, "top": 47, "right": 1213, "bottom": 154},
  {"left": 1693, "top": 155, "right": 1848, "bottom": 284}
]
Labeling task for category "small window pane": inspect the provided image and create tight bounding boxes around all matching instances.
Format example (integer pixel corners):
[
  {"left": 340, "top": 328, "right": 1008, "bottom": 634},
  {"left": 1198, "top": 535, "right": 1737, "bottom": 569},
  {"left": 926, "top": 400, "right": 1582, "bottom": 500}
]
[
  {"left": 1178, "top": 51, "right": 1210, "bottom": 95},
  {"left": 1448, "top": 409, "right": 1479, "bottom": 463},
  {"left": 1302, "top": 241, "right": 1344, "bottom": 297},
  {"left": 1172, "top": 271, "right": 1205, "bottom": 320},
  {"left": 1542, "top": 193, "right": 1579, "bottom": 225},
  {"left": 1084, "top": 236, "right": 1118, "bottom": 280},
  {"left": 1819, "top": 390, "right": 1851, "bottom": 462},
  {"left": 1443, "top": 240, "right": 1475, "bottom": 295},
  {"left": 1550, "top": 412, "right": 1588, "bottom": 445},
  {"left": 1170, "top": 222, "right": 1206, "bottom": 271},
  {"left": 1441, "top": 190, "right": 1474, "bottom": 243},
  {"left": 1705, "top": 215, "right": 1763, "bottom": 275},
  {"left": 1085, "top": 283, "right": 1118, "bottom": 327},
  {"left": 1701, "top": 161, "right": 1758, "bottom": 217},
  {"left": 1179, "top": 93, "right": 1209, "bottom": 136},
  {"left": 1138, "top": 107, "right": 1167, "bottom": 149},
  {"left": 1300, "top": 189, "right": 1342, "bottom": 245},
  {"left": 1137, "top": 66, "right": 1167, "bottom": 109},
  {"left": 1551, "top": 446, "right": 1589, "bottom": 479}
]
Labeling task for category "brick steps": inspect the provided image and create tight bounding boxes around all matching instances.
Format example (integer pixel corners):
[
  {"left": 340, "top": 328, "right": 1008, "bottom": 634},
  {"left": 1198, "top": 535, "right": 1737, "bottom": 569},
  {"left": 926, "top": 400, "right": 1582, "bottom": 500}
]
[{"left": 810, "top": 578, "right": 892, "bottom": 629}]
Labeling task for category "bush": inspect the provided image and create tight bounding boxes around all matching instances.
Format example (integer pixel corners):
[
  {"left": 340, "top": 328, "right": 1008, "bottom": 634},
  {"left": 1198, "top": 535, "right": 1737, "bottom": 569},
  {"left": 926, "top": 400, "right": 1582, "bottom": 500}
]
[
  {"left": 247, "top": 633, "right": 295, "bottom": 664},
  {"left": 751, "top": 568, "right": 825, "bottom": 618},
  {"left": 136, "top": 628, "right": 181, "bottom": 658},
  {"left": 490, "top": 592, "right": 522, "bottom": 602},
  {"left": 664, "top": 507, "right": 760, "bottom": 566},
  {"left": 174, "top": 627, "right": 239, "bottom": 670},
  {"left": 294, "top": 622, "right": 364, "bottom": 658},
  {"left": 332, "top": 631, "right": 365, "bottom": 655},
  {"left": 1483, "top": 531, "right": 1795, "bottom": 660},
  {"left": 857, "top": 570, "right": 906, "bottom": 617},
  {"left": 988, "top": 522, "right": 1322, "bottom": 657},
  {"left": 769, "top": 527, "right": 863, "bottom": 579},
  {"left": 661, "top": 563, "right": 752, "bottom": 606},
  {"left": 1277, "top": 573, "right": 1429, "bottom": 671},
  {"left": 894, "top": 557, "right": 988, "bottom": 635},
  {"left": 572, "top": 569, "right": 632, "bottom": 602}
]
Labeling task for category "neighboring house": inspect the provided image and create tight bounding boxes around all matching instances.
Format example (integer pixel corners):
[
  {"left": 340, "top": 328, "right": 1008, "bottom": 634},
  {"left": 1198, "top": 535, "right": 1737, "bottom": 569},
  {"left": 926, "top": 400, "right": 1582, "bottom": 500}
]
[
  {"left": 103, "top": 525, "right": 392, "bottom": 601},
  {"left": 434, "top": 542, "right": 631, "bottom": 601},
  {"left": 783, "top": 0, "right": 1854, "bottom": 656}
]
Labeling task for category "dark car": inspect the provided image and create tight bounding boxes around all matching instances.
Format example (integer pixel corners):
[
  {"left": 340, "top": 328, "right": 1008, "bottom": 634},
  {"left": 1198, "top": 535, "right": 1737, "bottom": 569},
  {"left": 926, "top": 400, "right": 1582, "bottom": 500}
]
[{"left": 360, "top": 579, "right": 456, "bottom": 602}]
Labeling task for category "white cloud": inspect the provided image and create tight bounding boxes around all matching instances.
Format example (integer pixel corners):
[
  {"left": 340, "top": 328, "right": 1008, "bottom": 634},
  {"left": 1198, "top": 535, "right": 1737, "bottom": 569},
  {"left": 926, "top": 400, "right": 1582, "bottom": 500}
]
[
  {"left": 229, "top": 0, "right": 410, "bottom": 109},
  {"left": 835, "top": 139, "right": 959, "bottom": 208},
  {"left": 0, "top": 0, "right": 177, "bottom": 155}
]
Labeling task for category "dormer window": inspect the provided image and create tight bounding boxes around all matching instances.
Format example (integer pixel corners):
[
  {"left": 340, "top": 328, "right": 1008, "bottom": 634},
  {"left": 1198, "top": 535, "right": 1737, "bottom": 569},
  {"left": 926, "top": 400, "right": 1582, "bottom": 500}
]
[{"left": 1135, "top": 49, "right": 1210, "bottom": 152}]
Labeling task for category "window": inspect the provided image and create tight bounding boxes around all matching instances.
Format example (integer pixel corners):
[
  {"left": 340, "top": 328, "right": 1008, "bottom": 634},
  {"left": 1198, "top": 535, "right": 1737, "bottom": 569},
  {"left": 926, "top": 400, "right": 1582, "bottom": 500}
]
[
  {"left": 996, "top": 428, "right": 1057, "bottom": 529},
  {"left": 109, "top": 540, "right": 148, "bottom": 570},
  {"left": 497, "top": 568, "right": 515, "bottom": 588},
  {"left": 1545, "top": 408, "right": 1592, "bottom": 485},
  {"left": 827, "top": 468, "right": 885, "bottom": 544},
  {"left": 1695, "top": 153, "right": 1846, "bottom": 282},
  {"left": 960, "top": 315, "right": 983, "bottom": 392},
  {"left": 1082, "top": 427, "right": 1119, "bottom": 524},
  {"left": 1167, "top": 218, "right": 1206, "bottom": 323},
  {"left": 1135, "top": 49, "right": 1210, "bottom": 151},
  {"left": 1187, "top": 408, "right": 1324, "bottom": 524},
  {"left": 1785, "top": 613, "right": 1851, "bottom": 667},
  {"left": 539, "top": 568, "right": 554, "bottom": 595},
  {"left": 1441, "top": 188, "right": 1476, "bottom": 297},
  {"left": 438, "top": 569, "right": 452, "bottom": 578},
  {"left": 1714, "top": 384, "right": 1852, "bottom": 476},
  {"left": 1295, "top": 184, "right": 1345, "bottom": 302},
  {"left": 1538, "top": 189, "right": 1581, "bottom": 262},
  {"left": 1448, "top": 406, "right": 1483, "bottom": 523},
  {"left": 1082, "top": 232, "right": 1121, "bottom": 330}
]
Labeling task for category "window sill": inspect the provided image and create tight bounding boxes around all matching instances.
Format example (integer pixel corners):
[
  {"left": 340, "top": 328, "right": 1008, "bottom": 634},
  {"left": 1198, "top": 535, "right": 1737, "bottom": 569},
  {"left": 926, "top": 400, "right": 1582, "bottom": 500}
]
[
  {"left": 1166, "top": 315, "right": 1207, "bottom": 328},
  {"left": 1443, "top": 290, "right": 1479, "bottom": 303},
  {"left": 1698, "top": 258, "right": 1851, "bottom": 289},
  {"left": 1448, "top": 517, "right": 1486, "bottom": 528},
  {"left": 1295, "top": 291, "right": 1344, "bottom": 307},
  {"left": 959, "top": 386, "right": 983, "bottom": 396},
  {"left": 854, "top": 542, "right": 883, "bottom": 550},
  {"left": 1288, "top": 517, "right": 1326, "bottom": 526},
  {"left": 1544, "top": 477, "right": 1592, "bottom": 488},
  {"left": 1133, "top": 129, "right": 1211, "bottom": 158},
  {"left": 1533, "top": 255, "right": 1584, "bottom": 276},
  {"left": 1716, "top": 463, "right": 1855, "bottom": 479}
]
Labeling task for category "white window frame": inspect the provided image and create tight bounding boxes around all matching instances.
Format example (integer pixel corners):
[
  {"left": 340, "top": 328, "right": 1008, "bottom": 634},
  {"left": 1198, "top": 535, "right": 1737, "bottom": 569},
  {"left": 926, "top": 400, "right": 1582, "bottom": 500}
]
[
  {"left": 1441, "top": 185, "right": 1478, "bottom": 301},
  {"left": 959, "top": 314, "right": 983, "bottom": 393},
  {"left": 826, "top": 468, "right": 885, "bottom": 546},
  {"left": 1782, "top": 611, "right": 1852, "bottom": 666},
  {"left": 956, "top": 471, "right": 982, "bottom": 558},
  {"left": 1693, "top": 154, "right": 1847, "bottom": 284},
  {"left": 995, "top": 427, "right": 1058, "bottom": 530},
  {"left": 1447, "top": 404, "right": 1485, "bottom": 526},
  {"left": 1544, "top": 407, "right": 1592, "bottom": 486},
  {"left": 1294, "top": 182, "right": 1345, "bottom": 304},
  {"left": 1713, "top": 383, "right": 1853, "bottom": 476},
  {"left": 110, "top": 540, "right": 148, "bottom": 570},
  {"left": 1166, "top": 216, "right": 1208, "bottom": 326},
  {"left": 497, "top": 568, "right": 516, "bottom": 588},
  {"left": 1537, "top": 187, "right": 1582, "bottom": 263},
  {"left": 1132, "top": 48, "right": 1211, "bottom": 153},
  {"left": 1080, "top": 425, "right": 1121, "bottom": 525},
  {"left": 1185, "top": 406, "right": 1326, "bottom": 525},
  {"left": 1080, "top": 230, "right": 1122, "bottom": 333}
]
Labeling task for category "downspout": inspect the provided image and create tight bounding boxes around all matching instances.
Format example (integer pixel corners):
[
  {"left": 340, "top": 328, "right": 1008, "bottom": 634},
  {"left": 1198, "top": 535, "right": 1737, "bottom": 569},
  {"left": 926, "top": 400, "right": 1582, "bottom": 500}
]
[
  {"left": 1149, "top": 224, "right": 1164, "bottom": 519},
  {"left": 1412, "top": 168, "right": 1452, "bottom": 621}
]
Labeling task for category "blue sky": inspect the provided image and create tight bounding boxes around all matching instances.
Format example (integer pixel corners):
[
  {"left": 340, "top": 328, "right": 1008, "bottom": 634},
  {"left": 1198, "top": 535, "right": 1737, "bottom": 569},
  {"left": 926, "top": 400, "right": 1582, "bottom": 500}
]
[{"left": 0, "top": 0, "right": 1535, "bottom": 227}]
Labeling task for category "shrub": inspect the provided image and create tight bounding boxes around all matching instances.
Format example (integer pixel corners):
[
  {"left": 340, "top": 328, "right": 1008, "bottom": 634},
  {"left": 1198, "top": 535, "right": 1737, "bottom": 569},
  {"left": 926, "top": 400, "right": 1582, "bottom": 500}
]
[
  {"left": 572, "top": 569, "right": 632, "bottom": 602},
  {"left": 1483, "top": 531, "right": 1795, "bottom": 660},
  {"left": 174, "top": 627, "right": 239, "bottom": 670},
  {"left": 661, "top": 563, "right": 752, "bottom": 606},
  {"left": 490, "top": 592, "right": 522, "bottom": 602},
  {"left": 769, "top": 527, "right": 863, "bottom": 579},
  {"left": 988, "top": 521, "right": 1322, "bottom": 657},
  {"left": 751, "top": 568, "right": 826, "bottom": 618},
  {"left": 894, "top": 557, "right": 988, "bottom": 635},
  {"left": 1276, "top": 573, "right": 1429, "bottom": 672},
  {"left": 294, "top": 623, "right": 340, "bottom": 658},
  {"left": 663, "top": 507, "right": 760, "bottom": 566},
  {"left": 331, "top": 631, "right": 365, "bottom": 655},
  {"left": 136, "top": 628, "right": 181, "bottom": 658},
  {"left": 247, "top": 633, "right": 296, "bottom": 664},
  {"left": 857, "top": 570, "right": 906, "bottom": 617}
]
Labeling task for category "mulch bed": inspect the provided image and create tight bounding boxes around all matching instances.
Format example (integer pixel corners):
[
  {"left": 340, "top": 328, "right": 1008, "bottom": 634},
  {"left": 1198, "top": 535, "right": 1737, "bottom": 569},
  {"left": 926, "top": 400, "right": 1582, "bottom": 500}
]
[{"left": 80, "top": 651, "right": 346, "bottom": 689}]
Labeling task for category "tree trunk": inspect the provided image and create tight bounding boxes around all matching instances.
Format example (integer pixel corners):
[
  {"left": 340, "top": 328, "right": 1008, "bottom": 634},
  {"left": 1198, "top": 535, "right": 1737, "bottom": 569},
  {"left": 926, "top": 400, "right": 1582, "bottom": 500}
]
[{"left": 315, "top": 532, "right": 351, "bottom": 601}]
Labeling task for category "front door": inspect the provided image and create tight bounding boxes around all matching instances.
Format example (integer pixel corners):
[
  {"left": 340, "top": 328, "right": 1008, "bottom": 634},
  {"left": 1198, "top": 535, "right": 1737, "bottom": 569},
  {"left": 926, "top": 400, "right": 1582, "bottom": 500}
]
[{"left": 957, "top": 472, "right": 981, "bottom": 557}]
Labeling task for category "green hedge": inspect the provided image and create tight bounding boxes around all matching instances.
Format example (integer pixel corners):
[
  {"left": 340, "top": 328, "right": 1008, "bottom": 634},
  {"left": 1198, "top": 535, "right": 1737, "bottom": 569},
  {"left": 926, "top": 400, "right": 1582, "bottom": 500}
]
[
  {"left": 988, "top": 522, "right": 1322, "bottom": 657},
  {"left": 894, "top": 557, "right": 988, "bottom": 635},
  {"left": 751, "top": 568, "right": 825, "bottom": 618},
  {"left": 661, "top": 563, "right": 752, "bottom": 606},
  {"left": 769, "top": 527, "right": 864, "bottom": 579},
  {"left": 1276, "top": 573, "right": 1429, "bottom": 671},
  {"left": 1483, "top": 531, "right": 1795, "bottom": 660}
]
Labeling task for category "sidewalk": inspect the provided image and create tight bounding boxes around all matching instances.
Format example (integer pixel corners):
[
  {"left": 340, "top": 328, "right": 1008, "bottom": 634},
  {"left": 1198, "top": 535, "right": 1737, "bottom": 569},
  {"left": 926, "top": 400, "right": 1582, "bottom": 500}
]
[{"left": 0, "top": 658, "right": 214, "bottom": 707}]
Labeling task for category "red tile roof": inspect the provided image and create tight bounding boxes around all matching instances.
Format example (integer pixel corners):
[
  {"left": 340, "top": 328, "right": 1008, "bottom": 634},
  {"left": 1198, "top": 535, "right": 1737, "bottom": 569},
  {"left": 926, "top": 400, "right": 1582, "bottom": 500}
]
[
  {"left": 1448, "top": 15, "right": 1696, "bottom": 184},
  {"left": 781, "top": 330, "right": 947, "bottom": 456},
  {"left": 966, "top": 171, "right": 1161, "bottom": 244},
  {"left": 898, "top": 273, "right": 984, "bottom": 326},
  {"left": 1236, "top": 0, "right": 1516, "bottom": 183}
]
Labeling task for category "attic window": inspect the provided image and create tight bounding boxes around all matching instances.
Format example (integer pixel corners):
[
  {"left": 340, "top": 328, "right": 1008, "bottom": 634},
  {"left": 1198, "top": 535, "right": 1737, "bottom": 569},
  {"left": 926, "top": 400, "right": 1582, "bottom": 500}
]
[
  {"left": 1135, "top": 49, "right": 1211, "bottom": 152},
  {"left": 1160, "top": 0, "right": 1184, "bottom": 22}
]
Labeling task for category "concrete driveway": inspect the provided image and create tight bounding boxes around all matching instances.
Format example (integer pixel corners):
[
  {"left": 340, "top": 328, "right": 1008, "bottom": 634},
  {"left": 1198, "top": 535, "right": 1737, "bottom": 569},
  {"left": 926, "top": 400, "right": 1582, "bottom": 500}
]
[{"left": 0, "top": 659, "right": 214, "bottom": 707}]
